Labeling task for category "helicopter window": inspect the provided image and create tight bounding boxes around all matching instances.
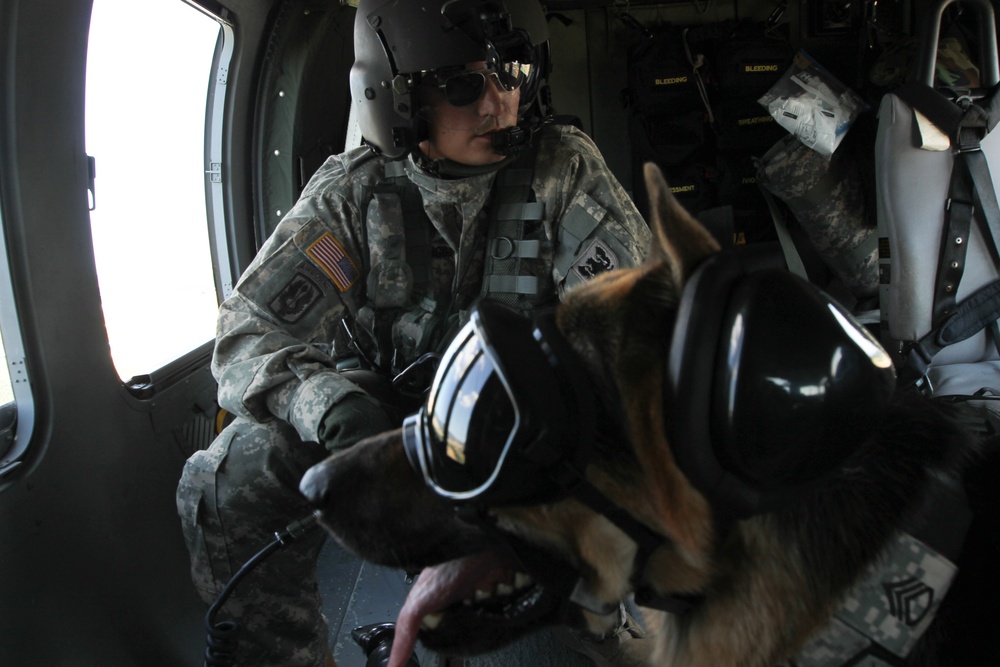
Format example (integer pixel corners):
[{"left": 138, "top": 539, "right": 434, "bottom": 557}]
[{"left": 85, "top": 0, "right": 222, "bottom": 382}]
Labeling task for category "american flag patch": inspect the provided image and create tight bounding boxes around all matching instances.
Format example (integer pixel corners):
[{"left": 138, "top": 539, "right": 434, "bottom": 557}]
[{"left": 306, "top": 233, "right": 358, "bottom": 292}]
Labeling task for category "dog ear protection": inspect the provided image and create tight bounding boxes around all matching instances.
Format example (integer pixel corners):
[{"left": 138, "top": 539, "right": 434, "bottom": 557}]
[{"left": 666, "top": 245, "right": 896, "bottom": 519}]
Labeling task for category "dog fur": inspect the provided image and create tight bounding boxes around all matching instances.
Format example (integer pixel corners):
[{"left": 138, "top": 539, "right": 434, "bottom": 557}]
[{"left": 300, "top": 164, "right": 1000, "bottom": 666}]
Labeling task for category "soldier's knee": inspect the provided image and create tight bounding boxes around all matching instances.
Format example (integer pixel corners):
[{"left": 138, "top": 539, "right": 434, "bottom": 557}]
[
  {"left": 180, "top": 417, "right": 326, "bottom": 520},
  {"left": 176, "top": 417, "right": 328, "bottom": 597}
]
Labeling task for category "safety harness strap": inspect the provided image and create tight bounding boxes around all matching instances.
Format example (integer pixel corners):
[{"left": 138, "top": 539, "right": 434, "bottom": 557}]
[
  {"left": 354, "top": 160, "right": 437, "bottom": 372},
  {"left": 901, "top": 277, "right": 1000, "bottom": 387},
  {"left": 890, "top": 83, "right": 1000, "bottom": 384},
  {"left": 480, "top": 140, "right": 550, "bottom": 311}
]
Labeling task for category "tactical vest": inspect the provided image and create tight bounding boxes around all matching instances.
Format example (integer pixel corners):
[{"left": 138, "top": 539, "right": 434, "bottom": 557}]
[{"left": 341, "top": 140, "right": 556, "bottom": 383}]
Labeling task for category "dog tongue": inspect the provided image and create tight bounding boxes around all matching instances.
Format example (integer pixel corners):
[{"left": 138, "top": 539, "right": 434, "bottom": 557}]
[{"left": 389, "top": 551, "right": 508, "bottom": 667}]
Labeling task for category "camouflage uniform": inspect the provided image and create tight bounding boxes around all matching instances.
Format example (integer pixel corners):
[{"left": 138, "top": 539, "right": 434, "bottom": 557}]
[{"left": 176, "top": 123, "right": 651, "bottom": 667}]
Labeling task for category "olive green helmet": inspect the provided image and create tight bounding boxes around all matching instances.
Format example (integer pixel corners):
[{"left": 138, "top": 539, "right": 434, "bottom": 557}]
[{"left": 350, "top": 0, "right": 549, "bottom": 159}]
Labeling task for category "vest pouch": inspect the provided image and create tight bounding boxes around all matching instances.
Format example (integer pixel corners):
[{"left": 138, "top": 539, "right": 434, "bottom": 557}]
[
  {"left": 366, "top": 258, "right": 413, "bottom": 308},
  {"left": 628, "top": 109, "right": 706, "bottom": 168},
  {"left": 392, "top": 304, "right": 444, "bottom": 366},
  {"left": 714, "top": 98, "right": 787, "bottom": 152},
  {"left": 715, "top": 153, "right": 767, "bottom": 213},
  {"left": 711, "top": 34, "right": 794, "bottom": 99},
  {"left": 626, "top": 24, "right": 706, "bottom": 116},
  {"left": 659, "top": 161, "right": 717, "bottom": 214}
]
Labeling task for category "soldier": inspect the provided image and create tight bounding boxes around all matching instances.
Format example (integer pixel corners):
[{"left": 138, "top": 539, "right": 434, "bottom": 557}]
[{"left": 176, "top": 0, "right": 652, "bottom": 665}]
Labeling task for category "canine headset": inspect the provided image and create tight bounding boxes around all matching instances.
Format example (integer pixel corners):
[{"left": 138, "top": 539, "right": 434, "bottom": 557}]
[{"left": 667, "top": 245, "right": 896, "bottom": 518}]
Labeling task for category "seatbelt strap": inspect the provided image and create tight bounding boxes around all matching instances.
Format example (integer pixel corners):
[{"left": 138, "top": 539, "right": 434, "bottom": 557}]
[
  {"left": 935, "top": 153, "right": 976, "bottom": 325},
  {"left": 902, "top": 277, "right": 1000, "bottom": 387},
  {"left": 757, "top": 184, "right": 809, "bottom": 280},
  {"left": 893, "top": 83, "right": 1000, "bottom": 357},
  {"left": 356, "top": 160, "right": 437, "bottom": 371}
]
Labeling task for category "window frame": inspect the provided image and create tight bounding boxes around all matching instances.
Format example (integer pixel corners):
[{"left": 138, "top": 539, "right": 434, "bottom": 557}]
[
  {"left": 206, "top": 16, "right": 238, "bottom": 301},
  {"left": 0, "top": 203, "right": 36, "bottom": 480}
]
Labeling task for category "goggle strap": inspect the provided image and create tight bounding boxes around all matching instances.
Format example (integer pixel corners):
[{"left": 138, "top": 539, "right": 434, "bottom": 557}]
[
  {"left": 569, "top": 578, "right": 621, "bottom": 616},
  {"left": 552, "top": 462, "right": 698, "bottom": 615},
  {"left": 568, "top": 473, "right": 670, "bottom": 560}
]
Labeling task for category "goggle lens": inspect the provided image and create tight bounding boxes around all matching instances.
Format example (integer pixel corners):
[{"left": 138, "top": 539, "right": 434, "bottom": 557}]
[{"left": 406, "top": 320, "right": 520, "bottom": 498}]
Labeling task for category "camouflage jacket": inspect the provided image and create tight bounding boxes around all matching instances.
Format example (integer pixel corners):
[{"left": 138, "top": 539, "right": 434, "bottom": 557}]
[{"left": 213, "top": 124, "right": 651, "bottom": 444}]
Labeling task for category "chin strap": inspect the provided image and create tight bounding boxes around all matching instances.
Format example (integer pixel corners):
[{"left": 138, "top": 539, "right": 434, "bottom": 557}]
[
  {"left": 548, "top": 463, "right": 703, "bottom": 615},
  {"left": 455, "top": 462, "right": 701, "bottom": 631}
]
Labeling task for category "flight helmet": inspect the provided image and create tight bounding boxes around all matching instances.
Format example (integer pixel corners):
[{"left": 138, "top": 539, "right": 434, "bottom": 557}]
[{"left": 350, "top": 0, "right": 550, "bottom": 159}]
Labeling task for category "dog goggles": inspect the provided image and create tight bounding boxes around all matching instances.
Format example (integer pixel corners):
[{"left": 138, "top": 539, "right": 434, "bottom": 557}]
[
  {"left": 422, "top": 61, "right": 530, "bottom": 107},
  {"left": 402, "top": 301, "right": 594, "bottom": 505}
]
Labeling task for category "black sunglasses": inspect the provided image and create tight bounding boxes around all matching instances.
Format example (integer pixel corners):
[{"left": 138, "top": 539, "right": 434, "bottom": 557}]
[{"left": 423, "top": 61, "right": 530, "bottom": 107}]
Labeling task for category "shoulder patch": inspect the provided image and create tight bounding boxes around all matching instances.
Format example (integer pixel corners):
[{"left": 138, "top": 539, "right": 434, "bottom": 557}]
[
  {"left": 306, "top": 233, "right": 359, "bottom": 292},
  {"left": 571, "top": 238, "right": 619, "bottom": 281},
  {"left": 269, "top": 271, "right": 323, "bottom": 324}
]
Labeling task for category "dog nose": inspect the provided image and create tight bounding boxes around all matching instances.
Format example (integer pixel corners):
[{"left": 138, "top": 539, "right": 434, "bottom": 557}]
[{"left": 299, "top": 462, "right": 333, "bottom": 508}]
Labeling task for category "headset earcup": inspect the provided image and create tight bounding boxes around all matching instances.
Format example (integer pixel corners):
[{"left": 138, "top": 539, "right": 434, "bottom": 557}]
[
  {"left": 665, "top": 246, "right": 894, "bottom": 518},
  {"left": 666, "top": 249, "right": 765, "bottom": 517},
  {"left": 712, "top": 272, "right": 895, "bottom": 504}
]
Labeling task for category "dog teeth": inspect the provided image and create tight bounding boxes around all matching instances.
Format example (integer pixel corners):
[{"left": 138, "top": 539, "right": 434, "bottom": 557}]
[
  {"left": 460, "top": 573, "right": 536, "bottom": 608},
  {"left": 421, "top": 613, "right": 443, "bottom": 630}
]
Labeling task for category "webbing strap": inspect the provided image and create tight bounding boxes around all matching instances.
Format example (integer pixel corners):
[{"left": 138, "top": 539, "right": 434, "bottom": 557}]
[
  {"left": 934, "top": 158, "right": 976, "bottom": 325},
  {"left": 965, "top": 149, "right": 1000, "bottom": 270},
  {"left": 496, "top": 201, "right": 545, "bottom": 221},
  {"left": 902, "top": 277, "right": 1000, "bottom": 385},
  {"left": 892, "top": 83, "right": 1000, "bottom": 382},
  {"left": 480, "top": 141, "right": 546, "bottom": 306},
  {"left": 487, "top": 275, "right": 539, "bottom": 293},
  {"left": 757, "top": 183, "right": 809, "bottom": 280},
  {"left": 490, "top": 237, "right": 541, "bottom": 259}
]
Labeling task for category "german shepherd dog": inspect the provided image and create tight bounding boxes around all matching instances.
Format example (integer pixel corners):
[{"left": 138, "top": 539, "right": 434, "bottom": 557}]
[{"left": 300, "top": 164, "right": 1000, "bottom": 666}]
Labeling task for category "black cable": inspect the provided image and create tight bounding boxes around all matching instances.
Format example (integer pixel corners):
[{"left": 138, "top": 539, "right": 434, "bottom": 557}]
[{"left": 203, "top": 512, "right": 319, "bottom": 667}]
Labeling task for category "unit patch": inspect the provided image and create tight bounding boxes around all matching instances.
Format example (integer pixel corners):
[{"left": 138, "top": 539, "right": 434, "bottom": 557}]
[
  {"left": 306, "top": 233, "right": 359, "bottom": 292},
  {"left": 571, "top": 238, "right": 619, "bottom": 281},
  {"left": 269, "top": 271, "right": 323, "bottom": 324}
]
